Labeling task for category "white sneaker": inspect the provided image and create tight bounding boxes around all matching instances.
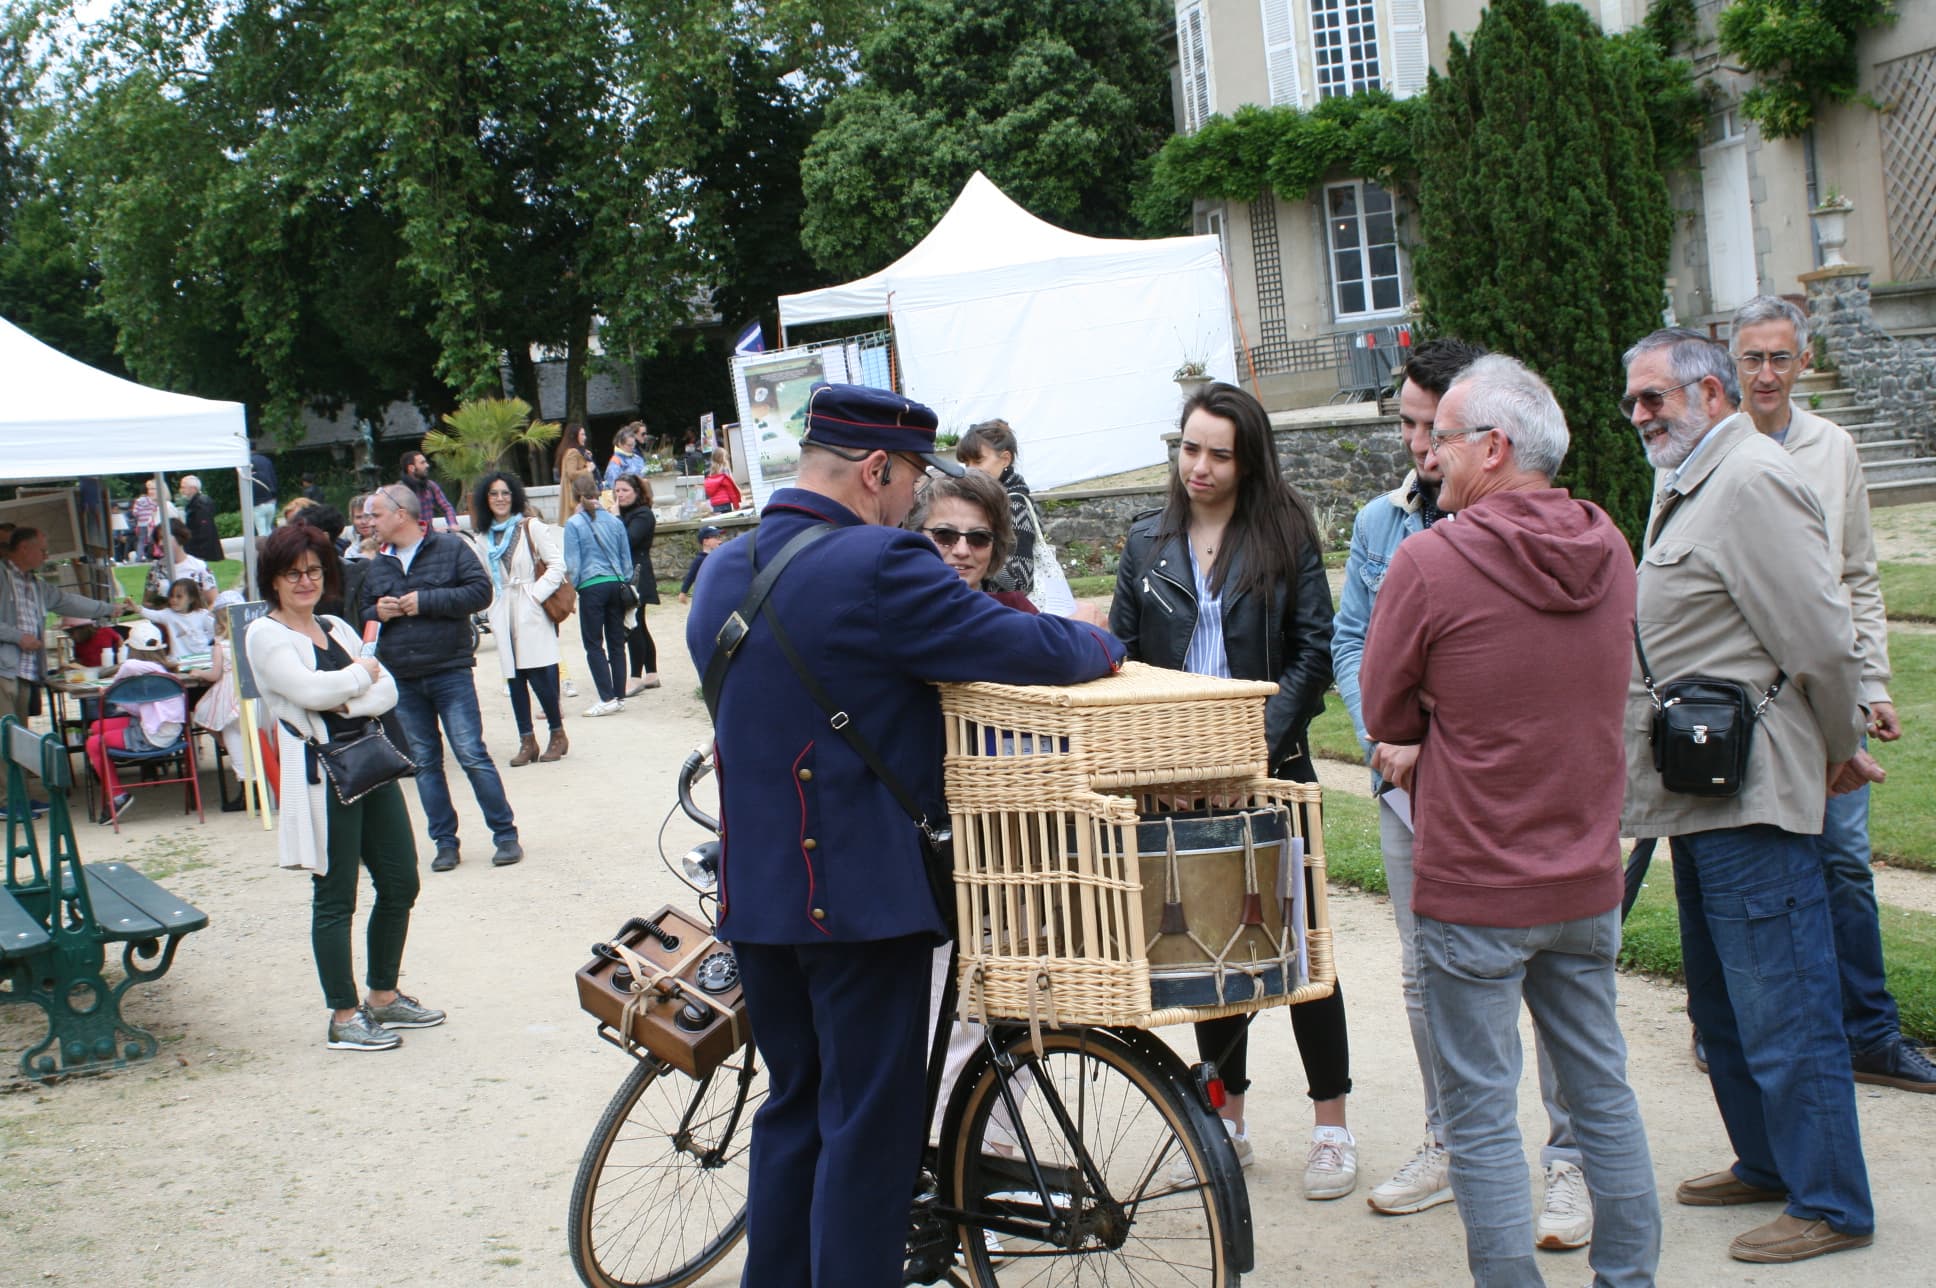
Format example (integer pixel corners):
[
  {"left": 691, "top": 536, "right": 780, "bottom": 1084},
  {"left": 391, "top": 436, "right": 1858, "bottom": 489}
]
[
  {"left": 563, "top": 680, "right": 578, "bottom": 698},
  {"left": 1166, "top": 1117, "right": 1252, "bottom": 1186},
  {"left": 1304, "top": 1127, "right": 1358, "bottom": 1201},
  {"left": 1536, "top": 1159, "right": 1593, "bottom": 1250},
  {"left": 1367, "top": 1137, "right": 1453, "bottom": 1215},
  {"left": 582, "top": 699, "right": 620, "bottom": 717}
]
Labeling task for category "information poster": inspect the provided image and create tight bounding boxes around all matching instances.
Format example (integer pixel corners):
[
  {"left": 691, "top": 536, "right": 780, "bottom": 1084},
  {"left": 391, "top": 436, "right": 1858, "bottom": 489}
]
[{"left": 729, "top": 345, "right": 850, "bottom": 509}]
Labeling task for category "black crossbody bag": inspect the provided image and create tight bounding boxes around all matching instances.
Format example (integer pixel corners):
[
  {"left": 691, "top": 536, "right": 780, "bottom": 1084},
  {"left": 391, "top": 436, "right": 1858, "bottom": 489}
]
[
  {"left": 700, "top": 526, "right": 957, "bottom": 935},
  {"left": 1632, "top": 622, "right": 1782, "bottom": 798}
]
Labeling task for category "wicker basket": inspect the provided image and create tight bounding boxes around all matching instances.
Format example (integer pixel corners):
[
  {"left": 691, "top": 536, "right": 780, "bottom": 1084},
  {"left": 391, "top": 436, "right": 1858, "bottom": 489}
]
[{"left": 940, "top": 663, "right": 1335, "bottom": 1031}]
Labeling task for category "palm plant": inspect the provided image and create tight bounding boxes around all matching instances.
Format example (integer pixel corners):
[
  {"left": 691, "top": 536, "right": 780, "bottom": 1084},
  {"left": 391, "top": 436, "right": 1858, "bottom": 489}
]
[{"left": 421, "top": 397, "right": 562, "bottom": 491}]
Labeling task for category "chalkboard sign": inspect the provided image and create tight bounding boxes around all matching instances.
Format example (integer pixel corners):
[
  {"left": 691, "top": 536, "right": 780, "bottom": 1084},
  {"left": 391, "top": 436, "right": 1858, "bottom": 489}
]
[{"left": 226, "top": 601, "right": 273, "bottom": 701}]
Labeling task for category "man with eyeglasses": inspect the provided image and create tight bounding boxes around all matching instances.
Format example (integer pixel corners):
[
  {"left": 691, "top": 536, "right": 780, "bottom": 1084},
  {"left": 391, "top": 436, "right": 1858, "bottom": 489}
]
[
  {"left": 359, "top": 484, "right": 521, "bottom": 872},
  {"left": 1619, "top": 326, "right": 1877, "bottom": 1264},
  {"left": 1727, "top": 295, "right": 1931, "bottom": 1095},
  {"left": 686, "top": 384, "right": 1124, "bottom": 1288},
  {"left": 1334, "top": 337, "right": 1604, "bottom": 1250}
]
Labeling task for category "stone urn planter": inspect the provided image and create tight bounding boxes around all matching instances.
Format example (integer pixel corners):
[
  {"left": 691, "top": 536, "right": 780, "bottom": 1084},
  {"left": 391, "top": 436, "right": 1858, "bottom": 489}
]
[
  {"left": 1811, "top": 196, "right": 1853, "bottom": 268},
  {"left": 1174, "top": 365, "right": 1212, "bottom": 404}
]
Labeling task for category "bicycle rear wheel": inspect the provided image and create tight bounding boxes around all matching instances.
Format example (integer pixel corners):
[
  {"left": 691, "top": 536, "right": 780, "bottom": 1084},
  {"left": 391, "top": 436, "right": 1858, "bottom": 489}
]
[
  {"left": 569, "top": 1048, "right": 765, "bottom": 1288},
  {"left": 946, "top": 1027, "right": 1238, "bottom": 1286}
]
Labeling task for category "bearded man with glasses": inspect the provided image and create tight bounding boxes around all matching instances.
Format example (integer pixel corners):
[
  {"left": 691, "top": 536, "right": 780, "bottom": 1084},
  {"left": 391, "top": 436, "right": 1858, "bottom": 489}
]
[{"left": 1619, "top": 326, "right": 1880, "bottom": 1264}]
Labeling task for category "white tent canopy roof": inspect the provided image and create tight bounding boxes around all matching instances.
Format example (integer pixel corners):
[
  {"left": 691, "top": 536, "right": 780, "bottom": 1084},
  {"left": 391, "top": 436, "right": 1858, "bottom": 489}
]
[
  {"left": 779, "top": 171, "right": 1210, "bottom": 327},
  {"left": 775, "top": 172, "right": 1237, "bottom": 492},
  {"left": 0, "top": 316, "right": 250, "bottom": 481}
]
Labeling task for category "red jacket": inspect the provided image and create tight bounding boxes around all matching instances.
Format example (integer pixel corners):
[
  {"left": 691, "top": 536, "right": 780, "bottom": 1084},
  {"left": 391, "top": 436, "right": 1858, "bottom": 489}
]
[
  {"left": 704, "top": 473, "right": 742, "bottom": 510},
  {"left": 1361, "top": 488, "right": 1633, "bottom": 928}
]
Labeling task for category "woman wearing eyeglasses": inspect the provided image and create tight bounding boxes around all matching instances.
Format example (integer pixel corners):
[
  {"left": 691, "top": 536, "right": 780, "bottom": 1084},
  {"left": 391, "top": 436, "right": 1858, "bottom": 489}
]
[
  {"left": 908, "top": 470, "right": 1031, "bottom": 609},
  {"left": 469, "top": 471, "right": 569, "bottom": 766},
  {"left": 248, "top": 523, "right": 440, "bottom": 1053},
  {"left": 1109, "top": 381, "right": 1356, "bottom": 1200}
]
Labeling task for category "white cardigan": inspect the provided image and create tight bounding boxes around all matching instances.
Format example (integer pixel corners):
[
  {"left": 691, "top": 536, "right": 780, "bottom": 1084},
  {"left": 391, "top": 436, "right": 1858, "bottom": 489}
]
[
  {"left": 246, "top": 614, "right": 400, "bottom": 875},
  {"left": 470, "top": 517, "right": 566, "bottom": 678}
]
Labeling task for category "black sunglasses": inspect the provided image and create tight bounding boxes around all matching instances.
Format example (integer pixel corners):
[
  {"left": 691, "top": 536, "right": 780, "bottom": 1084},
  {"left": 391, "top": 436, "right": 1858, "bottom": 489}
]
[{"left": 923, "top": 526, "right": 994, "bottom": 551}]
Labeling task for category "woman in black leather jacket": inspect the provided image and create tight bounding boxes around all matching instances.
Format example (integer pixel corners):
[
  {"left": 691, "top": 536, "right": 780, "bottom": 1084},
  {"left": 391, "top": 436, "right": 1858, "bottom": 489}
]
[{"left": 1109, "top": 381, "right": 1357, "bottom": 1200}]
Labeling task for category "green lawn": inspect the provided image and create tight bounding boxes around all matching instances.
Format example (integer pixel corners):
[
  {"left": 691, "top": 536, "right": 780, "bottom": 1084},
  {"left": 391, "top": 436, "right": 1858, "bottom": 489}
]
[
  {"left": 1871, "top": 632, "right": 1936, "bottom": 870},
  {"left": 1881, "top": 562, "right": 1936, "bottom": 620},
  {"left": 114, "top": 560, "right": 245, "bottom": 603}
]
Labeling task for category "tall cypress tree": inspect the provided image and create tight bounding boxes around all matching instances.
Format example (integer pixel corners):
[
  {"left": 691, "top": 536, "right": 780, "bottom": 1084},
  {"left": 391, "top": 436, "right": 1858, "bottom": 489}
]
[{"left": 1413, "top": 0, "right": 1674, "bottom": 546}]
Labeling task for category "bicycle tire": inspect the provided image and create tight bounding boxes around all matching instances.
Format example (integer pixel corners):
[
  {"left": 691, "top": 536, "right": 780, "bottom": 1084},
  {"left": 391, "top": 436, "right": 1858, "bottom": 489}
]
[
  {"left": 569, "top": 1049, "right": 765, "bottom": 1288},
  {"left": 944, "top": 1027, "right": 1240, "bottom": 1287}
]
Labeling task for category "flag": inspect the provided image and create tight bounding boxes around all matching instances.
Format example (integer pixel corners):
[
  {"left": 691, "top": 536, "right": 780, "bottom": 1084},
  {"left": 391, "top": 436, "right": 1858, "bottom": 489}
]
[{"left": 733, "top": 319, "right": 765, "bottom": 356}]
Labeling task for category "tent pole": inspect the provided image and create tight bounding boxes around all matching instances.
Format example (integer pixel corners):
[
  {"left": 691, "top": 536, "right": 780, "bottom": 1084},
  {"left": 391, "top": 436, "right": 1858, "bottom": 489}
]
[
  {"left": 153, "top": 470, "right": 176, "bottom": 586},
  {"left": 237, "top": 464, "right": 257, "bottom": 596}
]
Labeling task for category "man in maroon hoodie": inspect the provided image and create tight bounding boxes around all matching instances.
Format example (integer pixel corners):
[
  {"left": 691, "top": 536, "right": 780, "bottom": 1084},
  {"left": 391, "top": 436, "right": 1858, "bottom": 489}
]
[{"left": 1362, "top": 354, "right": 1659, "bottom": 1285}]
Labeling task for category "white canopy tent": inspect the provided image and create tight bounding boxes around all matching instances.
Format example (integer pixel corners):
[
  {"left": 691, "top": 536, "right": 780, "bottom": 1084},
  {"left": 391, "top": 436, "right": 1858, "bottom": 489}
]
[
  {"left": 778, "top": 173, "right": 1238, "bottom": 491},
  {"left": 0, "top": 315, "right": 255, "bottom": 583}
]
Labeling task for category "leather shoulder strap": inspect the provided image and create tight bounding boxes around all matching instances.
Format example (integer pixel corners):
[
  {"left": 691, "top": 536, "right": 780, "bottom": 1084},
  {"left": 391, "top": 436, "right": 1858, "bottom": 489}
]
[{"left": 699, "top": 524, "right": 835, "bottom": 723}]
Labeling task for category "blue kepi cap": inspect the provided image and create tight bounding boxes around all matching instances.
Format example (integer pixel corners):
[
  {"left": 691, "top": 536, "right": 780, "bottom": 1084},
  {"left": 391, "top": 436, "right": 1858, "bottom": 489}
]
[{"left": 802, "top": 384, "right": 964, "bottom": 477}]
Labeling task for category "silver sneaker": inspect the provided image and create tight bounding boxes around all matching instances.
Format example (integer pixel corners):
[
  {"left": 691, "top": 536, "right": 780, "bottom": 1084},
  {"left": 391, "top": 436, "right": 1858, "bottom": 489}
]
[
  {"left": 1368, "top": 1137, "right": 1453, "bottom": 1215},
  {"left": 326, "top": 1004, "right": 401, "bottom": 1051},
  {"left": 1166, "top": 1117, "right": 1253, "bottom": 1186},
  {"left": 1537, "top": 1159, "right": 1593, "bottom": 1250},
  {"left": 1304, "top": 1128, "right": 1358, "bottom": 1201},
  {"left": 366, "top": 992, "right": 446, "bottom": 1030}
]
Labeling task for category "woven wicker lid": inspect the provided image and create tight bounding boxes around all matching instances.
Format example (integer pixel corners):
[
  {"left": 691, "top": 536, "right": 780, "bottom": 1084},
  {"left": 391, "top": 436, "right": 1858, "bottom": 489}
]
[{"left": 938, "top": 660, "right": 1279, "bottom": 709}]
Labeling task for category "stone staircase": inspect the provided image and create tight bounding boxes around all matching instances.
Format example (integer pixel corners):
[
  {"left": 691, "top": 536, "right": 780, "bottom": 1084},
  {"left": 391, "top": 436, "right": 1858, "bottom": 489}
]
[{"left": 1795, "top": 371, "right": 1936, "bottom": 507}]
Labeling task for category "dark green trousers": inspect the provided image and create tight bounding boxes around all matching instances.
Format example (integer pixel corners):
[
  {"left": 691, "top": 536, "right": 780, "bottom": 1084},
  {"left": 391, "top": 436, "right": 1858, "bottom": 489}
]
[{"left": 311, "top": 781, "right": 420, "bottom": 1010}]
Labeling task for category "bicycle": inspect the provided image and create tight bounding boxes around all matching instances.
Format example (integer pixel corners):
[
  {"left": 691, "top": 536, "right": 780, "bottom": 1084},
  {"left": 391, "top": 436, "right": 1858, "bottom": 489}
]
[{"left": 569, "top": 743, "right": 1255, "bottom": 1288}]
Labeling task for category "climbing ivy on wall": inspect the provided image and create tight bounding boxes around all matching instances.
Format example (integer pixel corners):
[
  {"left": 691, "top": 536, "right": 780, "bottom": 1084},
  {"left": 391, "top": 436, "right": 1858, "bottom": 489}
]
[{"left": 1718, "top": 0, "right": 1898, "bottom": 138}]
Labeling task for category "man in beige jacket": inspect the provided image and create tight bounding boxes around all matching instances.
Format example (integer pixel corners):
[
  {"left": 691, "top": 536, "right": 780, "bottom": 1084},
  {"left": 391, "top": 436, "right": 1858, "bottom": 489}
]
[
  {"left": 1728, "top": 294, "right": 1934, "bottom": 1095},
  {"left": 1621, "top": 328, "right": 1877, "bottom": 1264}
]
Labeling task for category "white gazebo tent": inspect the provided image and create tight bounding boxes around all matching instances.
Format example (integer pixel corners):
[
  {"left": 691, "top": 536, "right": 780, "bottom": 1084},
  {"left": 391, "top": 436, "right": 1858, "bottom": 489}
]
[
  {"left": 0, "top": 316, "right": 255, "bottom": 585},
  {"left": 778, "top": 172, "right": 1238, "bottom": 490}
]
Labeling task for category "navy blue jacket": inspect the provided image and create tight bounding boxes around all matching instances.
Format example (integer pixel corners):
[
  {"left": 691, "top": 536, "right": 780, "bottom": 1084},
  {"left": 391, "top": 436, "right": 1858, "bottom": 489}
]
[
  {"left": 357, "top": 530, "right": 492, "bottom": 678},
  {"left": 688, "top": 488, "right": 1125, "bottom": 945}
]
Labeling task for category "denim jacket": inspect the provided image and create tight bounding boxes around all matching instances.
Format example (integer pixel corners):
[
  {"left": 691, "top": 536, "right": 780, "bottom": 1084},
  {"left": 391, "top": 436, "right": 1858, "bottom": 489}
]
[
  {"left": 1331, "top": 470, "right": 1432, "bottom": 779},
  {"left": 564, "top": 509, "right": 635, "bottom": 587}
]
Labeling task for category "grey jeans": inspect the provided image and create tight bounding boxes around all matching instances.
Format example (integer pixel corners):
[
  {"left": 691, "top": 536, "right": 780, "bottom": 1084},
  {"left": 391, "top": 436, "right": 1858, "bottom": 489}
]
[
  {"left": 1417, "top": 908, "right": 1660, "bottom": 1288},
  {"left": 1380, "top": 800, "right": 1579, "bottom": 1164}
]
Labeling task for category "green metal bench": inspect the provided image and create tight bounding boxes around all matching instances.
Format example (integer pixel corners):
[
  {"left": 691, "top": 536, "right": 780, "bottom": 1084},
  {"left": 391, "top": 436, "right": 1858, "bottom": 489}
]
[{"left": 2, "top": 716, "right": 209, "bottom": 1081}]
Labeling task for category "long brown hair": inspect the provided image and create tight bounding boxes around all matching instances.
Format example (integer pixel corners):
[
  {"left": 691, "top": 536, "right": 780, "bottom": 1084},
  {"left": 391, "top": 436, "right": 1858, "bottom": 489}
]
[{"left": 1156, "top": 381, "right": 1318, "bottom": 600}]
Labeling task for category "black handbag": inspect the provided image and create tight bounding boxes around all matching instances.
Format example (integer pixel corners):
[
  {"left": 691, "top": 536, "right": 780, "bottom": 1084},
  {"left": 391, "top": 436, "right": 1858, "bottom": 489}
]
[
  {"left": 283, "top": 715, "right": 417, "bottom": 806},
  {"left": 1633, "top": 624, "right": 1782, "bottom": 798}
]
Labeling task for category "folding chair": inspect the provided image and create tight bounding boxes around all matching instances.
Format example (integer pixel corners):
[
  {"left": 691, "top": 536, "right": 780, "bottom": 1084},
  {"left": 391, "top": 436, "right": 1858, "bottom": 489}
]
[{"left": 96, "top": 673, "right": 204, "bottom": 834}]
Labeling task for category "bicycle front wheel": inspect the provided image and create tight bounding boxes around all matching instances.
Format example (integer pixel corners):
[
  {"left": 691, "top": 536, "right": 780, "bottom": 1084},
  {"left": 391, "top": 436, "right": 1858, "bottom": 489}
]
[
  {"left": 569, "top": 1048, "right": 765, "bottom": 1288},
  {"left": 946, "top": 1027, "right": 1237, "bottom": 1286}
]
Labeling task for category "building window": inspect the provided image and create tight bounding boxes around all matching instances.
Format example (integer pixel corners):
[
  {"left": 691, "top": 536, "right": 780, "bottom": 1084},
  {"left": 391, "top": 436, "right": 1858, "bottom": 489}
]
[
  {"left": 1325, "top": 180, "right": 1403, "bottom": 318},
  {"left": 1311, "top": 0, "right": 1381, "bottom": 98},
  {"left": 1178, "top": 3, "right": 1213, "bottom": 133}
]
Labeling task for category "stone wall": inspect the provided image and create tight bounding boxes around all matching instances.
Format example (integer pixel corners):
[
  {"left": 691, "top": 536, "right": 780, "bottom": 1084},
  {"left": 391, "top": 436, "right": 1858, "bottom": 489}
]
[
  {"left": 1804, "top": 266, "right": 1936, "bottom": 448},
  {"left": 652, "top": 411, "right": 1408, "bottom": 578}
]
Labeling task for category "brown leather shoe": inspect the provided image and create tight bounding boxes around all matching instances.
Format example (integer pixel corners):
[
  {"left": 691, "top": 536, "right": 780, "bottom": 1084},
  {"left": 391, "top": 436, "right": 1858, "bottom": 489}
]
[
  {"left": 1676, "top": 1169, "right": 1786, "bottom": 1206},
  {"left": 1730, "top": 1213, "right": 1872, "bottom": 1263},
  {"left": 507, "top": 734, "right": 540, "bottom": 768},
  {"left": 539, "top": 728, "right": 568, "bottom": 762}
]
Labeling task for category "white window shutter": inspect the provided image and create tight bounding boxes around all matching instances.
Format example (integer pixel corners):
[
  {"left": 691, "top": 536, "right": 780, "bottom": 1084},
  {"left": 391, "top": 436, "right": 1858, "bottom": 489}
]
[
  {"left": 1260, "top": 0, "right": 1302, "bottom": 107},
  {"left": 1177, "top": 4, "right": 1214, "bottom": 132},
  {"left": 1388, "top": 0, "right": 1429, "bottom": 99}
]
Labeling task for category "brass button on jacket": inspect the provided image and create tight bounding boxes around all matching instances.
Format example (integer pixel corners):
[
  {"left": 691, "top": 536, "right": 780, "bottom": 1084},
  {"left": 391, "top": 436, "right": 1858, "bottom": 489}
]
[
  {"left": 798, "top": 767, "right": 813, "bottom": 781},
  {"left": 810, "top": 907, "right": 827, "bottom": 921},
  {"left": 802, "top": 838, "right": 818, "bottom": 851}
]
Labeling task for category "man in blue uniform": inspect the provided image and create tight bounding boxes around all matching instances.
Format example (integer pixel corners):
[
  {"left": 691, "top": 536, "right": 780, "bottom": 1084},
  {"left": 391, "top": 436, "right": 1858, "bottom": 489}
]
[{"left": 688, "top": 384, "right": 1124, "bottom": 1287}]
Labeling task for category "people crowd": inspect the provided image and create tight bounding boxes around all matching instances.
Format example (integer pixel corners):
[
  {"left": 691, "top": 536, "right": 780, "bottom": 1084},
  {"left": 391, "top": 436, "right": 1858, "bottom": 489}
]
[{"left": 7, "top": 311, "right": 1924, "bottom": 1283}]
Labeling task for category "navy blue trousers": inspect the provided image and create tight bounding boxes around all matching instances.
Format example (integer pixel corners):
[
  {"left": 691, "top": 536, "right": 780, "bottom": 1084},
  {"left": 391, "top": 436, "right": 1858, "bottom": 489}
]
[{"left": 734, "top": 934, "right": 934, "bottom": 1288}]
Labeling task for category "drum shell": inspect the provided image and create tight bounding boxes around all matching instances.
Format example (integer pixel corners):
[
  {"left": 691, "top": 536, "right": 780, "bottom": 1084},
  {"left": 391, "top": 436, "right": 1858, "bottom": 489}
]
[{"left": 1134, "top": 809, "right": 1303, "bottom": 1011}]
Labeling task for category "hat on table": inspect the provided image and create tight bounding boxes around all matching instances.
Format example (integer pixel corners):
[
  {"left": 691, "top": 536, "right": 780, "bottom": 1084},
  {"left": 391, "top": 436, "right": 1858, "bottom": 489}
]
[
  {"left": 125, "top": 621, "right": 166, "bottom": 652},
  {"left": 802, "top": 384, "right": 964, "bottom": 477}
]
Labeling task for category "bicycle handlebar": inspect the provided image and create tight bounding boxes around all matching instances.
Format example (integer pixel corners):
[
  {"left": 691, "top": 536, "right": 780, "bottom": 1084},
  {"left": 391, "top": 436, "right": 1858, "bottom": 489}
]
[{"left": 678, "top": 740, "right": 720, "bottom": 835}]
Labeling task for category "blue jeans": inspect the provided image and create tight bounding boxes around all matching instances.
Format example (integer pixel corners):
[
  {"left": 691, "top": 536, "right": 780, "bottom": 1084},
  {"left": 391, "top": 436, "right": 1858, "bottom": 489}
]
[
  {"left": 391, "top": 667, "right": 517, "bottom": 849},
  {"left": 1820, "top": 752, "right": 1900, "bottom": 1055},
  {"left": 1381, "top": 802, "right": 1579, "bottom": 1165},
  {"left": 1417, "top": 909, "right": 1659, "bottom": 1288},
  {"left": 1671, "top": 826, "right": 1872, "bottom": 1234}
]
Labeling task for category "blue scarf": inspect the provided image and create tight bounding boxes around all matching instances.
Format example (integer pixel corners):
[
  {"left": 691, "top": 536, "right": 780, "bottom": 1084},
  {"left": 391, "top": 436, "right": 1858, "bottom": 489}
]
[{"left": 484, "top": 516, "right": 522, "bottom": 589}]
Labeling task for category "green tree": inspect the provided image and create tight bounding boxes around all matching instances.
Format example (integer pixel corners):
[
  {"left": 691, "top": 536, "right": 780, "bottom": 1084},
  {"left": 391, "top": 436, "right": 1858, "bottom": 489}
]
[
  {"left": 1413, "top": 0, "right": 1676, "bottom": 545},
  {"left": 421, "top": 397, "right": 560, "bottom": 493},
  {"left": 799, "top": 0, "right": 1174, "bottom": 280}
]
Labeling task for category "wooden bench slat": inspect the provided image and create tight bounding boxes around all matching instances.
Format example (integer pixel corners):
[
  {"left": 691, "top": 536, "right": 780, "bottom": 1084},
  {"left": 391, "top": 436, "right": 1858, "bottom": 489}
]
[
  {"left": 86, "top": 863, "right": 208, "bottom": 937},
  {"left": 0, "top": 890, "right": 51, "bottom": 961}
]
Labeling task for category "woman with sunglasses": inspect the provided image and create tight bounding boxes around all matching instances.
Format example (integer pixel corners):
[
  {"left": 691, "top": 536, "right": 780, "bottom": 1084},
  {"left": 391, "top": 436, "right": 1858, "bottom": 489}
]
[
  {"left": 907, "top": 470, "right": 1030, "bottom": 609},
  {"left": 1110, "top": 381, "right": 1355, "bottom": 1200},
  {"left": 248, "top": 523, "right": 440, "bottom": 1052},
  {"left": 469, "top": 471, "right": 568, "bottom": 766}
]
